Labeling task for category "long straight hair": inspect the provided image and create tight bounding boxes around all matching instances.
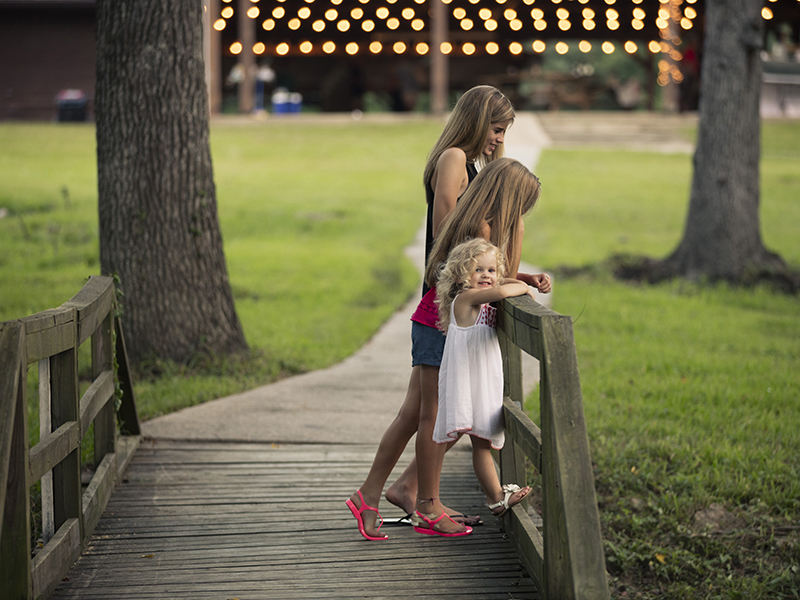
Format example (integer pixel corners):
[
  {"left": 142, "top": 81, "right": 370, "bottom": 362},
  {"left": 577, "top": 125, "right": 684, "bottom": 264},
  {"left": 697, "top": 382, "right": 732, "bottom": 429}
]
[
  {"left": 422, "top": 85, "right": 515, "bottom": 192},
  {"left": 424, "top": 158, "right": 541, "bottom": 289}
]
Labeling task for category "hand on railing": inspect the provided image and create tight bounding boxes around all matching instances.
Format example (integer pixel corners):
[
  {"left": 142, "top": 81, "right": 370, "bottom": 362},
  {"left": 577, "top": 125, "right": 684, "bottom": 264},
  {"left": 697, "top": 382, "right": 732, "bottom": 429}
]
[{"left": 516, "top": 272, "right": 551, "bottom": 294}]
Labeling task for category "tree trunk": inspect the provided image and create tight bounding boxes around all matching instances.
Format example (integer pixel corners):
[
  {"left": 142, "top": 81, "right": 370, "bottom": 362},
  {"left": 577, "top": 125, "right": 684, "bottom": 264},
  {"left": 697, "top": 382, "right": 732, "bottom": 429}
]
[
  {"left": 665, "top": 0, "right": 785, "bottom": 281},
  {"left": 96, "top": 0, "right": 248, "bottom": 364}
]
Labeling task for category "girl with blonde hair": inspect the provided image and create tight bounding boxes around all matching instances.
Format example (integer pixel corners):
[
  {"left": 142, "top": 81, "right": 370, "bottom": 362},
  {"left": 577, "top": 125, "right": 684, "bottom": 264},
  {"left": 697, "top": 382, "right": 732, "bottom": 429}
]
[
  {"left": 414, "top": 238, "right": 533, "bottom": 536},
  {"left": 411, "top": 158, "right": 547, "bottom": 536},
  {"left": 346, "top": 88, "right": 549, "bottom": 541}
]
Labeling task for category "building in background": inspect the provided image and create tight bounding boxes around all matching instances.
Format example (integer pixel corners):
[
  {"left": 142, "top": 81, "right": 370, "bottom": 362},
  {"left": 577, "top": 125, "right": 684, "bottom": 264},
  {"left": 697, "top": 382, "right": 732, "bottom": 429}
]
[{"left": 2, "top": 0, "right": 799, "bottom": 120}]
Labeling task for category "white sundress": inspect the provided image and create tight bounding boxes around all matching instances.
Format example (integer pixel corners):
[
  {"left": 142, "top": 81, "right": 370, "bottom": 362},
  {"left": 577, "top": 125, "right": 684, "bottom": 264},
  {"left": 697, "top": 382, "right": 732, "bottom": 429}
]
[{"left": 433, "top": 299, "right": 505, "bottom": 450}]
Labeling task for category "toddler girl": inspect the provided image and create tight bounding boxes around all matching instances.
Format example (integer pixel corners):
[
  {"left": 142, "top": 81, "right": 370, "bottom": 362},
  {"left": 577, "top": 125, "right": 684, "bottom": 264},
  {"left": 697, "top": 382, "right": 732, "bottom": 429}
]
[{"left": 416, "top": 238, "right": 532, "bottom": 534}]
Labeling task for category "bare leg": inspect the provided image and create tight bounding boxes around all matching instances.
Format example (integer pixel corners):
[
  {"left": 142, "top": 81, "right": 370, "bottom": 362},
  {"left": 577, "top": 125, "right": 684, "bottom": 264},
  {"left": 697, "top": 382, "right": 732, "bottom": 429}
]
[
  {"left": 471, "top": 436, "right": 530, "bottom": 513},
  {"left": 348, "top": 365, "right": 422, "bottom": 537},
  {"left": 414, "top": 365, "right": 467, "bottom": 534},
  {"left": 384, "top": 457, "right": 418, "bottom": 514},
  {"left": 385, "top": 441, "right": 459, "bottom": 516}
]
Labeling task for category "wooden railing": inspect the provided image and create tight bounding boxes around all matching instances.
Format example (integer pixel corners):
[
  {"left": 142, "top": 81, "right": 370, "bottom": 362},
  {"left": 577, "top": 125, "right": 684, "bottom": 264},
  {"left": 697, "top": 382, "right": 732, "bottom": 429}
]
[
  {"left": 497, "top": 295, "right": 610, "bottom": 600},
  {"left": 1, "top": 275, "right": 140, "bottom": 600}
]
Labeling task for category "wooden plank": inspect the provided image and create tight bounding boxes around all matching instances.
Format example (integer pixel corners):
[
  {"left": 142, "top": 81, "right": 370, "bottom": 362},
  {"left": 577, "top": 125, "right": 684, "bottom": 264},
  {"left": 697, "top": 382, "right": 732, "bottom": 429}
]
[
  {"left": 114, "top": 318, "right": 140, "bottom": 435},
  {"left": 31, "top": 517, "right": 81, "bottom": 600},
  {"left": 50, "top": 441, "right": 541, "bottom": 600},
  {"left": 61, "top": 275, "right": 114, "bottom": 346},
  {"left": 502, "top": 397, "right": 543, "bottom": 473},
  {"left": 50, "top": 345, "right": 82, "bottom": 536},
  {"left": 92, "top": 312, "right": 115, "bottom": 462},
  {"left": 78, "top": 369, "right": 115, "bottom": 436},
  {"left": 540, "top": 315, "right": 609, "bottom": 600},
  {"left": 28, "top": 421, "right": 81, "bottom": 484},
  {"left": 39, "top": 357, "right": 56, "bottom": 544},
  {"left": 82, "top": 452, "right": 118, "bottom": 545},
  {"left": 114, "top": 435, "right": 141, "bottom": 480},
  {"left": 19, "top": 307, "right": 74, "bottom": 334},
  {"left": 0, "top": 321, "right": 23, "bottom": 523},
  {"left": 497, "top": 317, "right": 527, "bottom": 491},
  {"left": 499, "top": 298, "right": 609, "bottom": 600},
  {"left": 507, "top": 503, "right": 545, "bottom": 589},
  {"left": 0, "top": 349, "right": 32, "bottom": 600},
  {"left": 23, "top": 319, "right": 76, "bottom": 365}
]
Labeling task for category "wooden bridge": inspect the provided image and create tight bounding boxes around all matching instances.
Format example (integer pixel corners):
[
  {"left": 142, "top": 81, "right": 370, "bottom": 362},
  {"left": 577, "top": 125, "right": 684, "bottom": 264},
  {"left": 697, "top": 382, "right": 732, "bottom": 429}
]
[{"left": 2, "top": 276, "right": 609, "bottom": 600}]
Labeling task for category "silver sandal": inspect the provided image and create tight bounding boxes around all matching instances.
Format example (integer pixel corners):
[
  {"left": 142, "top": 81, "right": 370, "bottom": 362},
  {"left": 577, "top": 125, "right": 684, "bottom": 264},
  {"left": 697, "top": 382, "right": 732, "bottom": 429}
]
[{"left": 487, "top": 484, "right": 530, "bottom": 517}]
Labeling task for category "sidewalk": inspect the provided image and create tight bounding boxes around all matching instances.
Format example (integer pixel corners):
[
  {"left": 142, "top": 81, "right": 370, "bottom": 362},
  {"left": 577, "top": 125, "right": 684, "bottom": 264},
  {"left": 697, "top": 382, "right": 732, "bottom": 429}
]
[{"left": 141, "top": 112, "right": 554, "bottom": 445}]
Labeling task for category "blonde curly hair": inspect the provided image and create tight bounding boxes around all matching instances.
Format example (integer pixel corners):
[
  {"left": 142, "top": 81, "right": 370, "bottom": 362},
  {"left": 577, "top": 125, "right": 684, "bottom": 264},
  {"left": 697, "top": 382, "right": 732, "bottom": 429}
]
[{"left": 434, "top": 238, "right": 507, "bottom": 333}]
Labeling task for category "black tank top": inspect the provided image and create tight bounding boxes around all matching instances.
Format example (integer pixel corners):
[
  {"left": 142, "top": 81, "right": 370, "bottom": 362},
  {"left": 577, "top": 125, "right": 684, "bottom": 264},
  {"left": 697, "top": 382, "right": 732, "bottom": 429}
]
[{"left": 422, "top": 161, "right": 478, "bottom": 296}]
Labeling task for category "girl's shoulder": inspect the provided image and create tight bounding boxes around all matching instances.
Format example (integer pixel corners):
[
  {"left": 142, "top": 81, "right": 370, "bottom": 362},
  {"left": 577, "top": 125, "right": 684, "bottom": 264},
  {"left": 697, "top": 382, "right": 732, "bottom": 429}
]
[{"left": 437, "top": 146, "right": 468, "bottom": 166}]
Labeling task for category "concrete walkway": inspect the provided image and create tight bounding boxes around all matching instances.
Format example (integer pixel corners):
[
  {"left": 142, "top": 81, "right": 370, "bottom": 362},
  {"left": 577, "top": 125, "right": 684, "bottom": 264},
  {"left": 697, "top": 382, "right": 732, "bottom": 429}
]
[{"left": 141, "top": 112, "right": 556, "bottom": 445}]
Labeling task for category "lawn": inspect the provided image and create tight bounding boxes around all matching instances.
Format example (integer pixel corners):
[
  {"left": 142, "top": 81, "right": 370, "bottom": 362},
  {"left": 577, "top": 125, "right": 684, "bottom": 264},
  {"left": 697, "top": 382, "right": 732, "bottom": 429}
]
[
  {"left": 1, "top": 116, "right": 798, "bottom": 599},
  {"left": 0, "top": 116, "right": 441, "bottom": 420},
  {"left": 522, "top": 119, "right": 800, "bottom": 599}
]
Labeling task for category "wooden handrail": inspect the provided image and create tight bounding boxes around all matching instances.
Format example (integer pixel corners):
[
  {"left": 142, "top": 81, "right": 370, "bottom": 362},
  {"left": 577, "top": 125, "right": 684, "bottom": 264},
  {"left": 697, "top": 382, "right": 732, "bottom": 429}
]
[
  {"left": 497, "top": 294, "right": 610, "bottom": 600},
  {"left": 0, "top": 276, "right": 140, "bottom": 600}
]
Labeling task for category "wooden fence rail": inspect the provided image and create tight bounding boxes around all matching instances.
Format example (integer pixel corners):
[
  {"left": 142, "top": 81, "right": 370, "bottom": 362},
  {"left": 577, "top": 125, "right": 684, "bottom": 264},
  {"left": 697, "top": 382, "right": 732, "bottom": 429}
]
[
  {"left": 1, "top": 275, "right": 140, "bottom": 600},
  {"left": 497, "top": 295, "right": 610, "bottom": 600},
  {"left": 3, "top": 278, "right": 608, "bottom": 599}
]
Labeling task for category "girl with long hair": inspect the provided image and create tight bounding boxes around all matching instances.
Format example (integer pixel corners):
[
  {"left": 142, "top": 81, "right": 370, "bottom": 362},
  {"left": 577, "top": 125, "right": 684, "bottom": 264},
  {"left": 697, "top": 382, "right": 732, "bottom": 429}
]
[{"left": 346, "top": 88, "right": 549, "bottom": 540}]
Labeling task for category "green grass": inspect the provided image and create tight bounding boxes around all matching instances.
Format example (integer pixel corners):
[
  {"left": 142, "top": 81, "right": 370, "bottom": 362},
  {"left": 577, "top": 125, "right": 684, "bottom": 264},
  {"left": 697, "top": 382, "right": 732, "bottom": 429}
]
[
  {"left": 2, "top": 117, "right": 799, "bottom": 598},
  {"left": 522, "top": 120, "right": 800, "bottom": 599},
  {"left": 0, "top": 117, "right": 443, "bottom": 423}
]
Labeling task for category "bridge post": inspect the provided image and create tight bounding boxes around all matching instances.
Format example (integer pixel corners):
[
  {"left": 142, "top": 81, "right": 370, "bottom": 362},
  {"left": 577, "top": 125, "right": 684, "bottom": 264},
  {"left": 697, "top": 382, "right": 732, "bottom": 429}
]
[
  {"left": 92, "top": 311, "right": 116, "bottom": 463},
  {"left": 49, "top": 314, "right": 83, "bottom": 545},
  {"left": 539, "top": 315, "right": 609, "bottom": 600},
  {"left": 497, "top": 325, "right": 527, "bottom": 487},
  {"left": 0, "top": 322, "right": 33, "bottom": 599}
]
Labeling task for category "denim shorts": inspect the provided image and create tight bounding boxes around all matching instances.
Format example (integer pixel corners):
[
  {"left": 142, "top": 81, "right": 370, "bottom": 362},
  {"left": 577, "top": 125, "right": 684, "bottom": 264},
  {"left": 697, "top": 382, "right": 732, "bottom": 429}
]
[{"left": 411, "top": 321, "right": 446, "bottom": 367}]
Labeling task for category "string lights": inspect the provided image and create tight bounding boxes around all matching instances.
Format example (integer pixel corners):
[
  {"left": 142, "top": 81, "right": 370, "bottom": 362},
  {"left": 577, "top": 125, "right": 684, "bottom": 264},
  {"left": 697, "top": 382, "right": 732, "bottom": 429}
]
[{"left": 217, "top": 0, "right": 772, "bottom": 65}]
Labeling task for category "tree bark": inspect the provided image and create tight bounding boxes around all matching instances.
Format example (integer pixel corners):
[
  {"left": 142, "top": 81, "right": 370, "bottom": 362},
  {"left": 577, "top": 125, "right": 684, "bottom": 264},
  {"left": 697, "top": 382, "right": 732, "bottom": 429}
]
[
  {"left": 665, "top": 0, "right": 785, "bottom": 281},
  {"left": 96, "top": 0, "right": 248, "bottom": 364}
]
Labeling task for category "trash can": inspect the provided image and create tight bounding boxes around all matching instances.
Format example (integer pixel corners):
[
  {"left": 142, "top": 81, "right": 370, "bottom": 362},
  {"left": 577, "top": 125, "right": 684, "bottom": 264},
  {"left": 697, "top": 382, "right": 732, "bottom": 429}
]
[
  {"left": 271, "top": 88, "right": 290, "bottom": 114},
  {"left": 56, "top": 89, "right": 88, "bottom": 122},
  {"left": 289, "top": 92, "right": 303, "bottom": 113}
]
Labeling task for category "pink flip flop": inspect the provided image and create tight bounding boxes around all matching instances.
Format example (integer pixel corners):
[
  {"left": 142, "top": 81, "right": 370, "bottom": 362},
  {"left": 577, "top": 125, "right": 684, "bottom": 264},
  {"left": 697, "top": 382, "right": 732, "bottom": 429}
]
[
  {"left": 345, "top": 490, "right": 388, "bottom": 541},
  {"left": 412, "top": 510, "right": 473, "bottom": 537}
]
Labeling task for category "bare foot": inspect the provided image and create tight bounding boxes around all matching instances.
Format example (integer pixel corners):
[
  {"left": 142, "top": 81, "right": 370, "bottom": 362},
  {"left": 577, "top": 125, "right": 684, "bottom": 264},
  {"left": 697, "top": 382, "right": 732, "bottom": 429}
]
[
  {"left": 385, "top": 481, "right": 415, "bottom": 515},
  {"left": 386, "top": 485, "right": 481, "bottom": 525}
]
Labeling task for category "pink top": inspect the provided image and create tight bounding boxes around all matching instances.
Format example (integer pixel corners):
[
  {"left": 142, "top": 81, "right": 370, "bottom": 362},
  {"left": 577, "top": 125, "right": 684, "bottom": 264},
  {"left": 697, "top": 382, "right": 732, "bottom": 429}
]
[{"left": 410, "top": 287, "right": 439, "bottom": 329}]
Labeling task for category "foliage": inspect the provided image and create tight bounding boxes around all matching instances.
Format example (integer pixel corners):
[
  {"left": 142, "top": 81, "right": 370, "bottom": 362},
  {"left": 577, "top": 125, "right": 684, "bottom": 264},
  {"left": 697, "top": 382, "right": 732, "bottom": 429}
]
[
  {"left": 0, "top": 118, "right": 440, "bottom": 429},
  {"left": 524, "top": 121, "right": 800, "bottom": 269}
]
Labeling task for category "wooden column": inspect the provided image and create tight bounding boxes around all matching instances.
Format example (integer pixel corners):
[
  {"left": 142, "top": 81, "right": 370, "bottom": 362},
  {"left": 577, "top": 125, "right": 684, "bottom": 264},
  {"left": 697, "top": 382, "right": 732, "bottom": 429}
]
[
  {"left": 38, "top": 358, "right": 55, "bottom": 545},
  {"left": 204, "top": 0, "right": 222, "bottom": 115},
  {"left": 50, "top": 322, "right": 82, "bottom": 538},
  {"left": 0, "top": 323, "right": 32, "bottom": 600},
  {"left": 497, "top": 323, "right": 527, "bottom": 488},
  {"left": 660, "top": 0, "right": 682, "bottom": 113},
  {"left": 92, "top": 311, "right": 115, "bottom": 464},
  {"left": 238, "top": 0, "right": 255, "bottom": 114},
  {"left": 430, "top": 0, "right": 449, "bottom": 114}
]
